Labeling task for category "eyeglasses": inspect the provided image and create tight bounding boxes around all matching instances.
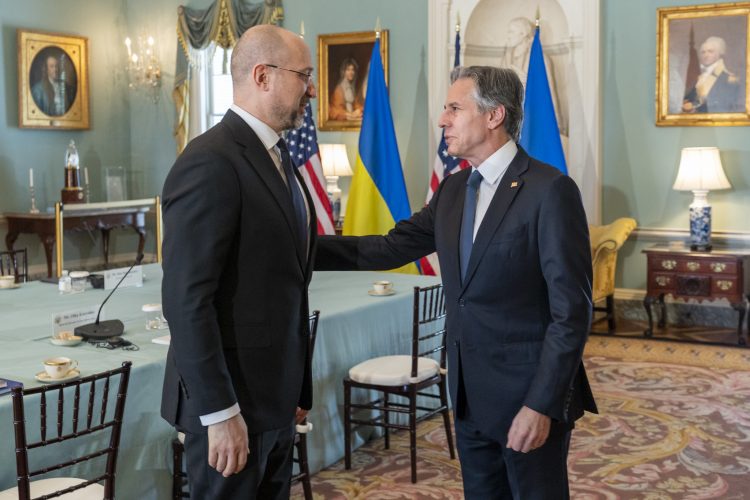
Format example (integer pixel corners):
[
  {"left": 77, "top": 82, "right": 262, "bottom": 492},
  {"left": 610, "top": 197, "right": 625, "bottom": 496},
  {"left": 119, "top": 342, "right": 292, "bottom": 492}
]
[{"left": 265, "top": 64, "right": 314, "bottom": 86}]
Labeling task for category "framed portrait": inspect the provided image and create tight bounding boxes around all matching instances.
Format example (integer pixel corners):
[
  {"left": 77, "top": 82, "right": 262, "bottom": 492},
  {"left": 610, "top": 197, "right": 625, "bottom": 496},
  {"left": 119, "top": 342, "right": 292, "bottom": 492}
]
[
  {"left": 17, "top": 29, "right": 90, "bottom": 129},
  {"left": 656, "top": 2, "right": 750, "bottom": 126},
  {"left": 318, "top": 30, "right": 389, "bottom": 131}
]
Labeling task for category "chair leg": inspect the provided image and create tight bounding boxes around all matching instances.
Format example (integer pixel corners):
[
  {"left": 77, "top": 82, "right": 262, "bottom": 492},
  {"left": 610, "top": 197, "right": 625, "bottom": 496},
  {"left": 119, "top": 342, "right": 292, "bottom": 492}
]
[
  {"left": 606, "top": 294, "right": 616, "bottom": 333},
  {"left": 439, "top": 379, "right": 456, "bottom": 459},
  {"left": 296, "top": 432, "right": 313, "bottom": 500},
  {"left": 344, "top": 380, "right": 352, "bottom": 470},
  {"left": 172, "top": 438, "right": 186, "bottom": 500},
  {"left": 383, "top": 392, "right": 390, "bottom": 450},
  {"left": 409, "top": 387, "right": 418, "bottom": 484}
]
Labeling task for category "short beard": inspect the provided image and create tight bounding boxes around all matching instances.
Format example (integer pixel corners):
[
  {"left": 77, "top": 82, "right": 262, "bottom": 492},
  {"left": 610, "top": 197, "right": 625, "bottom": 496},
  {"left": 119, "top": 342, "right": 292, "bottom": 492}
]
[{"left": 272, "top": 101, "right": 306, "bottom": 131}]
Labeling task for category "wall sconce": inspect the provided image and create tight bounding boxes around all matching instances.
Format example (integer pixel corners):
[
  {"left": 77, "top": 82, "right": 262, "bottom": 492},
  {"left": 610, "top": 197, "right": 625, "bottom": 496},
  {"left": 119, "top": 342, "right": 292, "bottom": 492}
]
[
  {"left": 124, "top": 35, "right": 162, "bottom": 102},
  {"left": 672, "top": 147, "right": 731, "bottom": 252},
  {"left": 319, "top": 143, "right": 353, "bottom": 224}
]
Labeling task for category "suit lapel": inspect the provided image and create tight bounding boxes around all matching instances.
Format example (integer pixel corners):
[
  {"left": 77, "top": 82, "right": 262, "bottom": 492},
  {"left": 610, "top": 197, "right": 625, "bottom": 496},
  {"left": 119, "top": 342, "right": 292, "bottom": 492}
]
[
  {"left": 222, "top": 111, "right": 306, "bottom": 273},
  {"left": 461, "top": 149, "right": 530, "bottom": 293},
  {"left": 292, "top": 164, "right": 318, "bottom": 281}
]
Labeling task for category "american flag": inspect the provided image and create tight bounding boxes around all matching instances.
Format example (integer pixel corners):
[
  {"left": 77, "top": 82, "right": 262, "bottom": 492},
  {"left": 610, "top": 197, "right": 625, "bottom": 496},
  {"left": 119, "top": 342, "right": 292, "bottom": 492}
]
[
  {"left": 419, "top": 30, "right": 469, "bottom": 276},
  {"left": 287, "top": 103, "right": 335, "bottom": 235}
]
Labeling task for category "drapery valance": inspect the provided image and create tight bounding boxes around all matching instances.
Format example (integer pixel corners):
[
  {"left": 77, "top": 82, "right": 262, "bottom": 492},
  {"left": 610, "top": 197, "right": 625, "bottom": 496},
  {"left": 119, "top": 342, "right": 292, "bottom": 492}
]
[{"left": 173, "top": 0, "right": 283, "bottom": 153}]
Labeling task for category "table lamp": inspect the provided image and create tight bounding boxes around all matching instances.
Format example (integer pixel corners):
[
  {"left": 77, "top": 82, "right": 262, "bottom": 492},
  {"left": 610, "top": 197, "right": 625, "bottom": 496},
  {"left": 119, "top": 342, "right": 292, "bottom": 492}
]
[
  {"left": 319, "top": 143, "right": 353, "bottom": 224},
  {"left": 672, "top": 147, "right": 731, "bottom": 252}
]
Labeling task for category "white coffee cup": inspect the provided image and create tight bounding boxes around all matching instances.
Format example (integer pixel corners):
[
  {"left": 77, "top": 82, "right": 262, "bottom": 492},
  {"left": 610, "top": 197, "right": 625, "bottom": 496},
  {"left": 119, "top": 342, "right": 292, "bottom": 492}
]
[
  {"left": 43, "top": 357, "right": 78, "bottom": 379},
  {"left": 0, "top": 275, "right": 15, "bottom": 289},
  {"left": 372, "top": 280, "right": 393, "bottom": 294}
]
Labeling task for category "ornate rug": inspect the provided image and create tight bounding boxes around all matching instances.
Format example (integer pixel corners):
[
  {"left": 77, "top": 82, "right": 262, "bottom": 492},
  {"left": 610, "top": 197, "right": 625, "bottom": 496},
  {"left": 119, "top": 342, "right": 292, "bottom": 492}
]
[{"left": 293, "top": 337, "right": 750, "bottom": 499}]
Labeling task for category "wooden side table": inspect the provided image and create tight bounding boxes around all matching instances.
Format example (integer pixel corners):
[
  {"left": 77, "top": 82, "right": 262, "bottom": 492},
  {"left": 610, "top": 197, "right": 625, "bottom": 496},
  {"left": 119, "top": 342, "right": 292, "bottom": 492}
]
[
  {"left": 4, "top": 209, "right": 147, "bottom": 278},
  {"left": 643, "top": 245, "right": 750, "bottom": 345}
]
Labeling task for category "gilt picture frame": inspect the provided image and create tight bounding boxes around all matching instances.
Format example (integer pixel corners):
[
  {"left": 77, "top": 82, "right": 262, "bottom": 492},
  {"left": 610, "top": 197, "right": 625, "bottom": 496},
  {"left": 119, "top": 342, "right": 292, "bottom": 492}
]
[
  {"left": 656, "top": 2, "right": 750, "bottom": 126},
  {"left": 18, "top": 29, "right": 90, "bottom": 129},
  {"left": 318, "top": 30, "right": 389, "bottom": 131}
]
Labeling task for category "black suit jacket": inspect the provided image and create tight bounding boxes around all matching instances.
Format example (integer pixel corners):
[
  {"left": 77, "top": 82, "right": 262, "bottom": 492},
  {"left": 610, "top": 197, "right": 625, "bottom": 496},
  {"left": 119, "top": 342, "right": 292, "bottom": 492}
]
[
  {"left": 316, "top": 147, "right": 597, "bottom": 442},
  {"left": 161, "top": 110, "right": 317, "bottom": 434}
]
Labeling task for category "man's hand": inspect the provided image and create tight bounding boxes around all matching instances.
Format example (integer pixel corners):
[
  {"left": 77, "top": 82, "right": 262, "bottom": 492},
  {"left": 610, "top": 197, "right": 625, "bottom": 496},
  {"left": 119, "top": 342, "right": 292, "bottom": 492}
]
[
  {"left": 295, "top": 407, "right": 308, "bottom": 424},
  {"left": 506, "top": 406, "right": 551, "bottom": 453},
  {"left": 207, "top": 413, "right": 249, "bottom": 477}
]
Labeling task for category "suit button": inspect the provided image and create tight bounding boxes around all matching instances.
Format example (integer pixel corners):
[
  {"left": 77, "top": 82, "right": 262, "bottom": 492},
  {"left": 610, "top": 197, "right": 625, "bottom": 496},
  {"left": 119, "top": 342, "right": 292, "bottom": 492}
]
[
  {"left": 454, "top": 340, "right": 459, "bottom": 347},
  {"left": 459, "top": 299, "right": 465, "bottom": 307}
]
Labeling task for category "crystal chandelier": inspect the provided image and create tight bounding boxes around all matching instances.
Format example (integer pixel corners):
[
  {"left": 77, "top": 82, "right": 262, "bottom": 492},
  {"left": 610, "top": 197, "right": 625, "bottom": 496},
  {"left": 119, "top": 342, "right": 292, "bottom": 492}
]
[{"left": 124, "top": 35, "right": 162, "bottom": 102}]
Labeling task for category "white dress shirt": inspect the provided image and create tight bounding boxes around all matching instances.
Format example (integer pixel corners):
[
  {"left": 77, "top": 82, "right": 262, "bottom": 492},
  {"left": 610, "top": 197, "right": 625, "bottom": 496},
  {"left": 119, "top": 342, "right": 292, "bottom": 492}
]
[
  {"left": 469, "top": 140, "right": 518, "bottom": 241},
  {"left": 199, "top": 105, "right": 310, "bottom": 427}
]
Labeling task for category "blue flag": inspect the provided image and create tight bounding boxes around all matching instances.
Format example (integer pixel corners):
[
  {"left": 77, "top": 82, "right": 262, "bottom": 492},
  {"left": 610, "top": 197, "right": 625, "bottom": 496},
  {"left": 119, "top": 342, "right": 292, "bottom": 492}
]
[{"left": 519, "top": 27, "right": 567, "bottom": 174}]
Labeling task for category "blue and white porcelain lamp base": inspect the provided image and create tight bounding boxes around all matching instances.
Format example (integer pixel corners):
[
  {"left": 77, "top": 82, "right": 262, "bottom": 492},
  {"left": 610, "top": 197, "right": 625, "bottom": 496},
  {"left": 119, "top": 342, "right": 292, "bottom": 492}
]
[{"left": 689, "top": 190, "right": 712, "bottom": 252}]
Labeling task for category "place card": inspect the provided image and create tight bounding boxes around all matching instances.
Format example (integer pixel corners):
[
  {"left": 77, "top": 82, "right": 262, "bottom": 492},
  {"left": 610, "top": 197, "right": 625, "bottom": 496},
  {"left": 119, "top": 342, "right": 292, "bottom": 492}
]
[
  {"left": 52, "top": 306, "right": 99, "bottom": 335},
  {"left": 103, "top": 265, "right": 143, "bottom": 290}
]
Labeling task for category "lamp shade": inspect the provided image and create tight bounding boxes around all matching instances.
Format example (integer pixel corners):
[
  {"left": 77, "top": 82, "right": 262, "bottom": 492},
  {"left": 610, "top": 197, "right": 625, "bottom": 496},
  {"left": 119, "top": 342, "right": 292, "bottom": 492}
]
[
  {"left": 673, "top": 147, "right": 731, "bottom": 191},
  {"left": 319, "top": 144, "right": 353, "bottom": 177}
]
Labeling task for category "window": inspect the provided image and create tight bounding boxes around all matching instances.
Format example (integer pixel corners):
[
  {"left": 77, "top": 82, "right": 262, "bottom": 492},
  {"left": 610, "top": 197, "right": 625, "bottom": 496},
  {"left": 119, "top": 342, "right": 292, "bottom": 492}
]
[{"left": 207, "top": 46, "right": 233, "bottom": 127}]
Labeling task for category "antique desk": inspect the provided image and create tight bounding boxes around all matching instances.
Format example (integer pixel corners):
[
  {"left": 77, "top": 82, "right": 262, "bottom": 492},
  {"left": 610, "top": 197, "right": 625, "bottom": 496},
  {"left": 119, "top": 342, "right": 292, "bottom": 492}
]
[
  {"left": 643, "top": 245, "right": 750, "bottom": 345},
  {"left": 4, "top": 209, "right": 147, "bottom": 278}
]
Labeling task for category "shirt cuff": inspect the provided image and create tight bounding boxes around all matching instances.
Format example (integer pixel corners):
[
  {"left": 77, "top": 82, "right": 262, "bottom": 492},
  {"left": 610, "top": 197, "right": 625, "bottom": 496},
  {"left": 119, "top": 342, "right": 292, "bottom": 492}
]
[{"left": 199, "top": 403, "right": 241, "bottom": 426}]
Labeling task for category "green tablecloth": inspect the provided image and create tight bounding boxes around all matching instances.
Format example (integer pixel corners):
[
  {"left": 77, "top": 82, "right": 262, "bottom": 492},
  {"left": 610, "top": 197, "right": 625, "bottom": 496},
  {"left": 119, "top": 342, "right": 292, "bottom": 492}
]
[{"left": 0, "top": 264, "right": 440, "bottom": 498}]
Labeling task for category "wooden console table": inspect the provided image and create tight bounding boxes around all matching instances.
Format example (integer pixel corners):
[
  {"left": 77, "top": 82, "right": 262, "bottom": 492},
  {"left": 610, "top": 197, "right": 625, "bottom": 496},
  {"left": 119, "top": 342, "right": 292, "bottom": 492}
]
[
  {"left": 643, "top": 245, "right": 750, "bottom": 345},
  {"left": 4, "top": 209, "right": 147, "bottom": 278}
]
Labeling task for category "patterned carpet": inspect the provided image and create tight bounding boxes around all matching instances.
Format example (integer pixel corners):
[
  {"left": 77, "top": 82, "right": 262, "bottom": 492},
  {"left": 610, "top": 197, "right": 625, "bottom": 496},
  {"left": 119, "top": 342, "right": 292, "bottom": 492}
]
[{"left": 292, "top": 337, "right": 750, "bottom": 499}]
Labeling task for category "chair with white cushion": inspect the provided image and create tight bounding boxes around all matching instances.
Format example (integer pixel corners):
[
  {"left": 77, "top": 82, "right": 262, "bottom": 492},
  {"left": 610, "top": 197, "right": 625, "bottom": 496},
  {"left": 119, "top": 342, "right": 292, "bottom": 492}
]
[
  {"left": 0, "top": 361, "right": 132, "bottom": 500},
  {"left": 343, "top": 284, "right": 455, "bottom": 483}
]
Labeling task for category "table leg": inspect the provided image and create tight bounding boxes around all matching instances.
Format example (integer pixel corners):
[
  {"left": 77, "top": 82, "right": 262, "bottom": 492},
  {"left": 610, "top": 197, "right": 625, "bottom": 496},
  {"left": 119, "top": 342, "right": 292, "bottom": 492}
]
[
  {"left": 735, "top": 299, "right": 749, "bottom": 346},
  {"left": 133, "top": 225, "right": 146, "bottom": 260},
  {"left": 643, "top": 295, "right": 656, "bottom": 337},
  {"left": 41, "top": 235, "right": 55, "bottom": 278},
  {"left": 657, "top": 293, "right": 667, "bottom": 328},
  {"left": 101, "top": 229, "right": 111, "bottom": 268}
]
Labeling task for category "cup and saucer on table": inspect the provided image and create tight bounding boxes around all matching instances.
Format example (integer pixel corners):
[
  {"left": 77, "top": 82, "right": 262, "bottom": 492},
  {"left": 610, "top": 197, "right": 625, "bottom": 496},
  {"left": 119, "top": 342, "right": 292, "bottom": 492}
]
[
  {"left": 368, "top": 280, "right": 395, "bottom": 296},
  {"left": 35, "top": 356, "right": 80, "bottom": 383},
  {"left": 50, "top": 331, "right": 84, "bottom": 347},
  {"left": 0, "top": 275, "right": 19, "bottom": 290}
]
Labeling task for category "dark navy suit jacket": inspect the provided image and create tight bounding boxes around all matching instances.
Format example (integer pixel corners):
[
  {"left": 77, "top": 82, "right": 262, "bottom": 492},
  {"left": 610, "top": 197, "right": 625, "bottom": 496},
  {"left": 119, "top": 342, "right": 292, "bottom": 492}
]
[
  {"left": 161, "top": 110, "right": 316, "bottom": 434},
  {"left": 316, "top": 147, "right": 597, "bottom": 442}
]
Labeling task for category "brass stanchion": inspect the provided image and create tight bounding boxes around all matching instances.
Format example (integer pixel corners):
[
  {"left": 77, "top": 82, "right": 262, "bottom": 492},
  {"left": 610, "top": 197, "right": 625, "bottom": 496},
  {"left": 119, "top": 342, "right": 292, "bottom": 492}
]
[
  {"left": 54, "top": 202, "right": 63, "bottom": 278},
  {"left": 155, "top": 196, "right": 163, "bottom": 263}
]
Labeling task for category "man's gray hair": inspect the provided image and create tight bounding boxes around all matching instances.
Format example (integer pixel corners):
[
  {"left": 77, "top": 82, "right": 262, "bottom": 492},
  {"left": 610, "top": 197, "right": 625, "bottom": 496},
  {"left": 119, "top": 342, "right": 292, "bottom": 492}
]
[
  {"left": 450, "top": 66, "right": 524, "bottom": 142},
  {"left": 702, "top": 36, "right": 727, "bottom": 56}
]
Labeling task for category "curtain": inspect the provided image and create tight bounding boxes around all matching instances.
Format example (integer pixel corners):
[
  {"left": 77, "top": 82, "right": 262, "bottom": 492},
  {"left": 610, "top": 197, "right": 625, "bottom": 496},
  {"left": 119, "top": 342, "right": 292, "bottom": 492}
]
[{"left": 173, "top": 0, "right": 283, "bottom": 153}]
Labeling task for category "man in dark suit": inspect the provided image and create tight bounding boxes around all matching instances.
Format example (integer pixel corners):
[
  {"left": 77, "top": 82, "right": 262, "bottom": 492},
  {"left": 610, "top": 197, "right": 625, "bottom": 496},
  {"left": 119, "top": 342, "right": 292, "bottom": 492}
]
[
  {"left": 316, "top": 66, "right": 597, "bottom": 499},
  {"left": 161, "top": 25, "right": 317, "bottom": 499}
]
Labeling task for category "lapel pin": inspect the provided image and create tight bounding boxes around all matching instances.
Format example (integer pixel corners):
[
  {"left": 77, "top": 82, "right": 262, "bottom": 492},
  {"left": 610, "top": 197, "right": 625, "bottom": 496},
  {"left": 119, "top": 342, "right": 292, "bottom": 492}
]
[{"left": 510, "top": 181, "right": 518, "bottom": 188}]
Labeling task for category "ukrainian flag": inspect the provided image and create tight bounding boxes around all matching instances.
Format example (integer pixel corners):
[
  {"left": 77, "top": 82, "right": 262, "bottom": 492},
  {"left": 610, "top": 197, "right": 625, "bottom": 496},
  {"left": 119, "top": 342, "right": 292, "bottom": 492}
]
[{"left": 343, "top": 37, "right": 418, "bottom": 274}]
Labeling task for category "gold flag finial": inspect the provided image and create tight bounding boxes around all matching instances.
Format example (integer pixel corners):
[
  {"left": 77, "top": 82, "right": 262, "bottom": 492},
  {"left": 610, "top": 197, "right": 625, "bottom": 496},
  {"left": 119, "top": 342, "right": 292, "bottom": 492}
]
[
  {"left": 456, "top": 12, "right": 461, "bottom": 32},
  {"left": 299, "top": 20, "right": 305, "bottom": 38},
  {"left": 375, "top": 17, "right": 381, "bottom": 38},
  {"left": 535, "top": 7, "right": 540, "bottom": 27}
]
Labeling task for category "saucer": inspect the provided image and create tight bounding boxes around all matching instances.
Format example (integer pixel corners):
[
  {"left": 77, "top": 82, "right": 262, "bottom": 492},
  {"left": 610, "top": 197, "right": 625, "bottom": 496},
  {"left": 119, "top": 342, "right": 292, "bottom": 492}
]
[
  {"left": 368, "top": 289, "right": 395, "bottom": 296},
  {"left": 0, "top": 284, "right": 20, "bottom": 290},
  {"left": 50, "top": 335, "right": 83, "bottom": 346},
  {"left": 35, "top": 369, "right": 81, "bottom": 384}
]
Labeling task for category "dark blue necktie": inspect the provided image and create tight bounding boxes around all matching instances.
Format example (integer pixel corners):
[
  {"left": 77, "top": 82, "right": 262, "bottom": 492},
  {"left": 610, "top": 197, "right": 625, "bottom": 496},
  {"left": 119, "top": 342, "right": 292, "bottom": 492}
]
[
  {"left": 460, "top": 170, "right": 483, "bottom": 282},
  {"left": 277, "top": 138, "right": 308, "bottom": 254}
]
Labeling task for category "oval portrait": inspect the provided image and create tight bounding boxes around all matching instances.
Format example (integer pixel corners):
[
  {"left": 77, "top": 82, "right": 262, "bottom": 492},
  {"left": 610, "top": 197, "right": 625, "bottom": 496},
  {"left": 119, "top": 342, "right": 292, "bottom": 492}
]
[{"left": 29, "top": 46, "right": 78, "bottom": 117}]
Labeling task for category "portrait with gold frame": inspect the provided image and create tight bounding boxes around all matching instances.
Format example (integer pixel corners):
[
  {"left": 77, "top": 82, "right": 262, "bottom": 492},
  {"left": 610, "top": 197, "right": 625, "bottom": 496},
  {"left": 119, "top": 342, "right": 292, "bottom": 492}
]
[
  {"left": 656, "top": 2, "right": 750, "bottom": 126},
  {"left": 318, "top": 30, "right": 388, "bottom": 131},
  {"left": 18, "top": 29, "right": 90, "bottom": 130}
]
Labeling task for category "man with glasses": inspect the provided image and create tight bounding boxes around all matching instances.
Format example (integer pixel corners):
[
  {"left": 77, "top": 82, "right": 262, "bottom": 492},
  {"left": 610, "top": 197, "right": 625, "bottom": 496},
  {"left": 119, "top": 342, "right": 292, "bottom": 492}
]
[{"left": 161, "top": 24, "right": 317, "bottom": 499}]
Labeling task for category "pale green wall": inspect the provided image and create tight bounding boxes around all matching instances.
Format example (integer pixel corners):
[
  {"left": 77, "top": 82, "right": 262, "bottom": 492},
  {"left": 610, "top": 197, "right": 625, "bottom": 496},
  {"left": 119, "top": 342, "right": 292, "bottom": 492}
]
[
  {"left": 1, "top": 0, "right": 429, "bottom": 273},
  {"left": 0, "top": 0, "right": 139, "bottom": 268},
  {"left": 603, "top": 0, "right": 750, "bottom": 290}
]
